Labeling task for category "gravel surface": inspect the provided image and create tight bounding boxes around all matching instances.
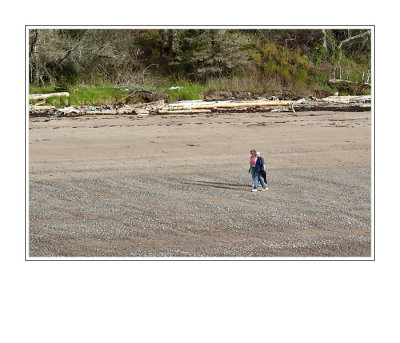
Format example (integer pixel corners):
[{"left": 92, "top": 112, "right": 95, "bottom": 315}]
[
  {"left": 29, "top": 167, "right": 371, "bottom": 257},
  {"left": 29, "top": 111, "right": 372, "bottom": 258}
]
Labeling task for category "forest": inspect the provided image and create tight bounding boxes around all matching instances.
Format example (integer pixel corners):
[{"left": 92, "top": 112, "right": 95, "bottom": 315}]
[{"left": 29, "top": 28, "right": 372, "bottom": 106}]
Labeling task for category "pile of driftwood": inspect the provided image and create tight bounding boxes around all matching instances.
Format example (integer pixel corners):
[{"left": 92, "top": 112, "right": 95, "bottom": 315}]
[
  {"left": 159, "top": 96, "right": 371, "bottom": 114},
  {"left": 29, "top": 92, "right": 371, "bottom": 117}
]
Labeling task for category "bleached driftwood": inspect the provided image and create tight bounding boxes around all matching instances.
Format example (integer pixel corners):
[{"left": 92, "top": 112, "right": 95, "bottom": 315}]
[
  {"left": 29, "top": 105, "right": 56, "bottom": 111},
  {"left": 57, "top": 107, "right": 81, "bottom": 115},
  {"left": 163, "top": 100, "right": 294, "bottom": 112},
  {"left": 329, "top": 79, "right": 371, "bottom": 87},
  {"left": 85, "top": 110, "right": 119, "bottom": 115},
  {"left": 29, "top": 92, "right": 70, "bottom": 100},
  {"left": 158, "top": 109, "right": 212, "bottom": 114},
  {"left": 28, "top": 96, "right": 371, "bottom": 117},
  {"left": 322, "top": 95, "right": 371, "bottom": 103}
]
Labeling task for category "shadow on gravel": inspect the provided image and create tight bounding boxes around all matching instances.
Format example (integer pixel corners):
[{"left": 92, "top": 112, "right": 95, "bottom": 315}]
[{"left": 184, "top": 180, "right": 249, "bottom": 191}]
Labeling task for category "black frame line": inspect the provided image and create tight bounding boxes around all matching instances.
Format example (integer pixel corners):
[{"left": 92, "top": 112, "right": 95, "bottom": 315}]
[{"left": 25, "top": 25, "right": 375, "bottom": 262}]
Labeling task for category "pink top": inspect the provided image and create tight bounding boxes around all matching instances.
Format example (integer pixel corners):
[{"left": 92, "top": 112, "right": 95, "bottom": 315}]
[{"left": 250, "top": 156, "right": 257, "bottom": 166}]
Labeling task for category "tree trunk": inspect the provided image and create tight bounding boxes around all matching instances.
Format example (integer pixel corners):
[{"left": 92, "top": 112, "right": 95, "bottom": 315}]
[
  {"left": 29, "top": 92, "right": 70, "bottom": 100},
  {"left": 29, "top": 30, "right": 39, "bottom": 83},
  {"left": 321, "top": 29, "right": 328, "bottom": 50},
  {"left": 167, "top": 29, "right": 174, "bottom": 56}
]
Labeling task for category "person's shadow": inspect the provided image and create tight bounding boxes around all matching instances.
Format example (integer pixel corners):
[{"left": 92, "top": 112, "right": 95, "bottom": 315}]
[{"left": 183, "top": 180, "right": 250, "bottom": 191}]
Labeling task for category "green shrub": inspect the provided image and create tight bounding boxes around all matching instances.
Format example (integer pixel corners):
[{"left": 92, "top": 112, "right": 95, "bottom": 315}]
[
  {"left": 362, "top": 89, "right": 371, "bottom": 95},
  {"left": 278, "top": 65, "right": 292, "bottom": 84},
  {"left": 292, "top": 52, "right": 311, "bottom": 68},
  {"left": 294, "top": 68, "right": 308, "bottom": 84},
  {"left": 263, "top": 60, "right": 277, "bottom": 74},
  {"left": 250, "top": 52, "right": 262, "bottom": 62},
  {"left": 311, "top": 44, "right": 327, "bottom": 65},
  {"left": 44, "top": 95, "right": 70, "bottom": 108},
  {"left": 261, "top": 42, "right": 277, "bottom": 55},
  {"left": 314, "top": 71, "right": 328, "bottom": 84},
  {"left": 55, "top": 75, "right": 70, "bottom": 92}
]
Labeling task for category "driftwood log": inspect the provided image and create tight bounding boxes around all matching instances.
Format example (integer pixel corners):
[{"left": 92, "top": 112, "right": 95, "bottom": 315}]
[
  {"left": 157, "top": 109, "right": 212, "bottom": 114},
  {"left": 329, "top": 79, "right": 371, "bottom": 87},
  {"left": 29, "top": 92, "right": 70, "bottom": 100},
  {"left": 163, "top": 100, "right": 293, "bottom": 112},
  {"left": 28, "top": 96, "right": 371, "bottom": 117},
  {"left": 29, "top": 105, "right": 56, "bottom": 111},
  {"left": 322, "top": 95, "right": 371, "bottom": 103}
]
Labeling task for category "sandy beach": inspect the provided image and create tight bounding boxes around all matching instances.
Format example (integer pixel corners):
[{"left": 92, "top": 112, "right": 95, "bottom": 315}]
[{"left": 28, "top": 110, "right": 372, "bottom": 258}]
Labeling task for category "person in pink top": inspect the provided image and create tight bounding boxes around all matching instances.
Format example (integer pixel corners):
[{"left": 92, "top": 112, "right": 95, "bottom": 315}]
[{"left": 248, "top": 149, "right": 257, "bottom": 186}]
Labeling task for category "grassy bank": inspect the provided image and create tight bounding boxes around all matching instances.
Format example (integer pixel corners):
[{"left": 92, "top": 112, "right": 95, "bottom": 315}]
[
  {"left": 29, "top": 85, "right": 130, "bottom": 107},
  {"left": 29, "top": 76, "right": 370, "bottom": 107}
]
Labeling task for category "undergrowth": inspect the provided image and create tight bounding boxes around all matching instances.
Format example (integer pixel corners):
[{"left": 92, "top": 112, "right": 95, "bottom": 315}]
[{"left": 29, "top": 42, "right": 371, "bottom": 106}]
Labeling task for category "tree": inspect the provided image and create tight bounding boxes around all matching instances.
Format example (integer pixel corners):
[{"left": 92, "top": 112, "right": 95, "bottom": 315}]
[
  {"left": 171, "top": 30, "right": 249, "bottom": 80},
  {"left": 29, "top": 29, "right": 135, "bottom": 85}
]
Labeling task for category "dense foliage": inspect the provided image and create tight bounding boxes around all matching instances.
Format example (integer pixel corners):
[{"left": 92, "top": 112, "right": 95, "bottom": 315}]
[{"left": 29, "top": 28, "right": 371, "bottom": 101}]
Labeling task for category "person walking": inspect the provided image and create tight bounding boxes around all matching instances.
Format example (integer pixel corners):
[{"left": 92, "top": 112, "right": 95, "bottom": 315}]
[
  {"left": 252, "top": 152, "right": 268, "bottom": 192},
  {"left": 248, "top": 149, "right": 257, "bottom": 186}
]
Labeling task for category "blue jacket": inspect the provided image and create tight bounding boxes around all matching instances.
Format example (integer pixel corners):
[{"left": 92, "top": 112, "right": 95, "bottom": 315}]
[{"left": 255, "top": 157, "right": 265, "bottom": 172}]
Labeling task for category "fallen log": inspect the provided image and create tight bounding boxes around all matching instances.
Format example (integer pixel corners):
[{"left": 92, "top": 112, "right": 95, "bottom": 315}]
[
  {"left": 29, "top": 92, "right": 70, "bottom": 100},
  {"left": 329, "top": 79, "right": 371, "bottom": 87},
  {"left": 294, "top": 103, "right": 370, "bottom": 112},
  {"left": 127, "top": 100, "right": 165, "bottom": 110},
  {"left": 322, "top": 95, "right": 371, "bottom": 103},
  {"left": 29, "top": 105, "right": 56, "bottom": 111},
  {"left": 163, "top": 100, "right": 294, "bottom": 111},
  {"left": 34, "top": 99, "right": 46, "bottom": 106},
  {"left": 84, "top": 108, "right": 139, "bottom": 115},
  {"left": 85, "top": 110, "right": 119, "bottom": 115},
  {"left": 157, "top": 109, "right": 212, "bottom": 114},
  {"left": 208, "top": 106, "right": 291, "bottom": 113},
  {"left": 28, "top": 96, "right": 371, "bottom": 117}
]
